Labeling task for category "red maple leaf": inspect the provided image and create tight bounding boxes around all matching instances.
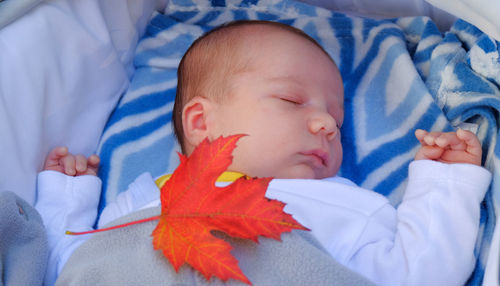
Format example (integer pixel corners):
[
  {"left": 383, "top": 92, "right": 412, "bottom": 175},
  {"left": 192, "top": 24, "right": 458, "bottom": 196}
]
[{"left": 152, "top": 134, "right": 308, "bottom": 284}]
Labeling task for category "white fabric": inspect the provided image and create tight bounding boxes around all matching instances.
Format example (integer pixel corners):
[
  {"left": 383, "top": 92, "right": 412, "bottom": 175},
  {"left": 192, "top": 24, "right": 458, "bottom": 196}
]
[
  {"left": 1, "top": 0, "right": 495, "bottom": 211},
  {"left": 268, "top": 161, "right": 491, "bottom": 285},
  {"left": 483, "top": 221, "right": 500, "bottom": 286},
  {"left": 0, "top": 0, "right": 165, "bottom": 205},
  {"left": 299, "top": 0, "right": 457, "bottom": 31},
  {"left": 36, "top": 160, "right": 491, "bottom": 286},
  {"left": 0, "top": 0, "right": 41, "bottom": 29},
  {"left": 0, "top": 0, "right": 490, "bottom": 210},
  {"left": 425, "top": 0, "right": 500, "bottom": 41},
  {"left": 35, "top": 171, "right": 102, "bottom": 286},
  {"left": 98, "top": 172, "right": 160, "bottom": 228}
]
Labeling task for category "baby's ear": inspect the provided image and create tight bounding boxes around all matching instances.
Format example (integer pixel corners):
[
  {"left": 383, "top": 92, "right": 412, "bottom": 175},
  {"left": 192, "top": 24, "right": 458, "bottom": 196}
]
[{"left": 182, "top": 97, "right": 212, "bottom": 153}]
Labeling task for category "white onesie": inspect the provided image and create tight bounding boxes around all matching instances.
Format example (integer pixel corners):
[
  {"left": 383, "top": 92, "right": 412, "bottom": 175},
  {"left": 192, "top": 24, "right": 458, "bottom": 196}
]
[{"left": 36, "top": 160, "right": 491, "bottom": 286}]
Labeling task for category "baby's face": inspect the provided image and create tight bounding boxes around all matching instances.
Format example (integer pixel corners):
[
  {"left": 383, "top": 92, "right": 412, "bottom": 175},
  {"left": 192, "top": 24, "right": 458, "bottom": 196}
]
[{"left": 206, "top": 28, "right": 344, "bottom": 179}]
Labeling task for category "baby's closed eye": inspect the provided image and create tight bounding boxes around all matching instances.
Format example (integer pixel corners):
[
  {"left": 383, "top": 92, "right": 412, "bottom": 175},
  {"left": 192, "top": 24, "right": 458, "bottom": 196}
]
[{"left": 278, "top": 96, "right": 303, "bottom": 105}]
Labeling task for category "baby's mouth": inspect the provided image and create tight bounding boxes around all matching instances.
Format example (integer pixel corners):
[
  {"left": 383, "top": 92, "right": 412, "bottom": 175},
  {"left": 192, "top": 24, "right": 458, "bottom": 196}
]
[{"left": 300, "top": 149, "right": 329, "bottom": 167}]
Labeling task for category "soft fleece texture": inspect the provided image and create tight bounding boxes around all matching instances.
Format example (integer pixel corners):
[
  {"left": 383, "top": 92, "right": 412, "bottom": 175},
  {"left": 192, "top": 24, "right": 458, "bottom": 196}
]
[
  {"left": 56, "top": 207, "right": 374, "bottom": 286},
  {"left": 97, "top": 1, "right": 500, "bottom": 283},
  {"left": 0, "top": 191, "right": 48, "bottom": 286}
]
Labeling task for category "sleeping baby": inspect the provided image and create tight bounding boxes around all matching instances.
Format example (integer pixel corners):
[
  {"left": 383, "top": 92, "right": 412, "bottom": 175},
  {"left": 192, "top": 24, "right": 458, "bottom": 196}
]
[{"left": 36, "top": 20, "right": 491, "bottom": 285}]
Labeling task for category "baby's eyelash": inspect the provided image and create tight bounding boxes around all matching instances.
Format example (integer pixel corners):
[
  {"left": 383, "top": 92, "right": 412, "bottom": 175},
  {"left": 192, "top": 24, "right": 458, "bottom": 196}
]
[{"left": 280, "top": 97, "right": 301, "bottom": 105}]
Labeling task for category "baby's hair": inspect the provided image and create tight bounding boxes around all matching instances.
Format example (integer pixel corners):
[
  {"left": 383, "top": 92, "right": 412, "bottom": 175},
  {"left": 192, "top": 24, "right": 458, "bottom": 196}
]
[{"left": 173, "top": 20, "right": 335, "bottom": 153}]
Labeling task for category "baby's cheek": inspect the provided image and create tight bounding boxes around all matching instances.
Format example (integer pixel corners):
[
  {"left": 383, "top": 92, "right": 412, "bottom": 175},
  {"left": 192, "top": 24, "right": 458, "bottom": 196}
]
[
  {"left": 328, "top": 145, "right": 343, "bottom": 177},
  {"left": 273, "top": 164, "right": 316, "bottom": 179}
]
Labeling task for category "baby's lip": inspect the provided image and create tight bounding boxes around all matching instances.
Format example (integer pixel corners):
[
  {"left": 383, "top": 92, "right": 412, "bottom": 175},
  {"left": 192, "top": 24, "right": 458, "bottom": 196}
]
[{"left": 300, "top": 149, "right": 329, "bottom": 167}]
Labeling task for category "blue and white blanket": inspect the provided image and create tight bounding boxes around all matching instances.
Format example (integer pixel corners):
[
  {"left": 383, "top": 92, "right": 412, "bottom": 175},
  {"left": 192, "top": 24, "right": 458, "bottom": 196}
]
[{"left": 97, "top": 0, "right": 500, "bottom": 284}]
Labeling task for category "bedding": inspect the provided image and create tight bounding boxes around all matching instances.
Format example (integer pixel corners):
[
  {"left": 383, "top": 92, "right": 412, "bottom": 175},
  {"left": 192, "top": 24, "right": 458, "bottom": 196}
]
[
  {"left": 0, "top": 0, "right": 166, "bottom": 205},
  {"left": 0, "top": 0, "right": 41, "bottom": 29},
  {"left": 426, "top": 0, "right": 500, "bottom": 42},
  {"left": 57, "top": 207, "right": 374, "bottom": 285},
  {"left": 0, "top": 191, "right": 48, "bottom": 286},
  {"left": 0, "top": 0, "right": 459, "bottom": 217},
  {"left": 96, "top": 0, "right": 500, "bottom": 284},
  {"left": 300, "top": 0, "right": 456, "bottom": 32},
  {"left": 1, "top": 0, "right": 500, "bottom": 284}
]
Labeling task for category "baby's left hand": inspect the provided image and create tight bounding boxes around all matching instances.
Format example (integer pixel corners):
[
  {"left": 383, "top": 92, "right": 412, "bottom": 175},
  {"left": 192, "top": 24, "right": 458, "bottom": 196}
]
[
  {"left": 43, "top": 146, "right": 100, "bottom": 176},
  {"left": 414, "top": 129, "right": 482, "bottom": 166}
]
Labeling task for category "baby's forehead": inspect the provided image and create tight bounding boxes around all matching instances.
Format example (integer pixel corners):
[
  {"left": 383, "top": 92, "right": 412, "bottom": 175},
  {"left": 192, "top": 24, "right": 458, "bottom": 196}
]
[
  {"left": 230, "top": 25, "right": 306, "bottom": 48},
  {"left": 225, "top": 25, "right": 326, "bottom": 56},
  {"left": 230, "top": 24, "right": 336, "bottom": 68},
  {"left": 217, "top": 23, "right": 316, "bottom": 50},
  {"left": 198, "top": 22, "right": 342, "bottom": 96},
  {"left": 191, "top": 22, "right": 336, "bottom": 69}
]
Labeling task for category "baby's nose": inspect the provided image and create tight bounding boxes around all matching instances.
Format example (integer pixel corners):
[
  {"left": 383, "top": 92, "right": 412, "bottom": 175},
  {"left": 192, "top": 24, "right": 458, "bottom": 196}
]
[{"left": 308, "top": 112, "right": 338, "bottom": 140}]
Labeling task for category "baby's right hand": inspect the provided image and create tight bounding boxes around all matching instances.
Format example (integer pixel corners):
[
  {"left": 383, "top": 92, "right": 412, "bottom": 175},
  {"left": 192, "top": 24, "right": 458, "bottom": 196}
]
[
  {"left": 414, "top": 129, "right": 482, "bottom": 166},
  {"left": 43, "top": 146, "right": 100, "bottom": 176}
]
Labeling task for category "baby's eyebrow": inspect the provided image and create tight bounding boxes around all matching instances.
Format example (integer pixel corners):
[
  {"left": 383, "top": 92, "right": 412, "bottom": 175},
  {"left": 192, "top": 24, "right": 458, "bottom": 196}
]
[
  {"left": 264, "top": 76, "right": 308, "bottom": 95},
  {"left": 265, "top": 75, "right": 303, "bottom": 85}
]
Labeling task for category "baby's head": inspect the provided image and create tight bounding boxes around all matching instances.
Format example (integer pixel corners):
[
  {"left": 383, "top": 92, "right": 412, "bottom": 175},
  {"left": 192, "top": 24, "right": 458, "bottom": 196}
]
[{"left": 173, "top": 20, "right": 344, "bottom": 179}]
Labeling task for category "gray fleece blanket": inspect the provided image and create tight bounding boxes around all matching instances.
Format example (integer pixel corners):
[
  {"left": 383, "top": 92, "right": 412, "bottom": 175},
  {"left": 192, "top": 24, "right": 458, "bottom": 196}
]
[
  {"left": 57, "top": 207, "right": 374, "bottom": 285},
  {"left": 0, "top": 191, "right": 48, "bottom": 286}
]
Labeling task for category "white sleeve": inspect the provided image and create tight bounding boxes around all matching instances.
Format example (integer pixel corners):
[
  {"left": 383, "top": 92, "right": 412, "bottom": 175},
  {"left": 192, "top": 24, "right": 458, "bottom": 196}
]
[
  {"left": 266, "top": 160, "right": 491, "bottom": 286},
  {"left": 98, "top": 172, "right": 160, "bottom": 228},
  {"left": 35, "top": 170, "right": 101, "bottom": 286},
  {"left": 345, "top": 161, "right": 491, "bottom": 286}
]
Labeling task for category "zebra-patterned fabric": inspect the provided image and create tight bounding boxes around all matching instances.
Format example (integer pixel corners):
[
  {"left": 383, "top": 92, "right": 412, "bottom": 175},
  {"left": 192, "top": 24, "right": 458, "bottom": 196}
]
[{"left": 97, "top": 0, "right": 500, "bottom": 284}]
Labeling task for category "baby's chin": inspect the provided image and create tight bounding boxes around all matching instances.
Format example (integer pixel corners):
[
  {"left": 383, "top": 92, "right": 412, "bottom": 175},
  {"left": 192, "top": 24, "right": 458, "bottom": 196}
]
[
  {"left": 266, "top": 165, "right": 336, "bottom": 180},
  {"left": 230, "top": 163, "right": 337, "bottom": 179}
]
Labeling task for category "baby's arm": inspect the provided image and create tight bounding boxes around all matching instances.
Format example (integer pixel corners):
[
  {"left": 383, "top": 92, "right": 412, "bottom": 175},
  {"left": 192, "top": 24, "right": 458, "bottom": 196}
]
[
  {"left": 43, "top": 146, "right": 100, "bottom": 176},
  {"left": 414, "top": 129, "right": 482, "bottom": 165},
  {"left": 349, "top": 161, "right": 491, "bottom": 285},
  {"left": 36, "top": 147, "right": 102, "bottom": 285},
  {"left": 267, "top": 160, "right": 491, "bottom": 285}
]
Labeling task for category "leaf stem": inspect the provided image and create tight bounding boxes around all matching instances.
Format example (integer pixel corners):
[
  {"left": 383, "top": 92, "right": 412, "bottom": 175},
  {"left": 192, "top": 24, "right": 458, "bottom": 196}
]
[{"left": 66, "top": 215, "right": 161, "bottom": 235}]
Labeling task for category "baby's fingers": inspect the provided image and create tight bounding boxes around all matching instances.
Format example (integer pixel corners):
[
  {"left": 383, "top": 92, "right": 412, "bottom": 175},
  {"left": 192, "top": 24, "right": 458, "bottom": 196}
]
[
  {"left": 88, "top": 155, "right": 100, "bottom": 167},
  {"left": 44, "top": 146, "right": 69, "bottom": 169},
  {"left": 74, "top": 154, "right": 100, "bottom": 176},
  {"left": 62, "top": 154, "right": 77, "bottom": 176},
  {"left": 416, "top": 130, "right": 447, "bottom": 146},
  {"left": 415, "top": 130, "right": 444, "bottom": 146},
  {"left": 75, "top": 155, "right": 88, "bottom": 174},
  {"left": 85, "top": 155, "right": 100, "bottom": 176},
  {"left": 434, "top": 133, "right": 466, "bottom": 150},
  {"left": 415, "top": 129, "right": 428, "bottom": 145},
  {"left": 415, "top": 145, "right": 444, "bottom": 161},
  {"left": 457, "top": 129, "right": 482, "bottom": 157}
]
